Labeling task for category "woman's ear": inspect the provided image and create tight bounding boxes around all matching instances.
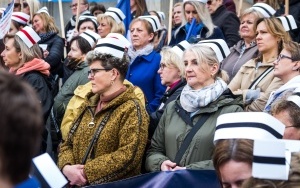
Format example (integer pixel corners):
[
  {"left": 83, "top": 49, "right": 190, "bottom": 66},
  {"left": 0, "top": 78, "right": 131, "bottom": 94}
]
[
  {"left": 148, "top": 32, "right": 154, "bottom": 42},
  {"left": 210, "top": 63, "right": 219, "bottom": 75},
  {"left": 111, "top": 68, "right": 119, "bottom": 80},
  {"left": 292, "top": 61, "right": 300, "bottom": 71}
]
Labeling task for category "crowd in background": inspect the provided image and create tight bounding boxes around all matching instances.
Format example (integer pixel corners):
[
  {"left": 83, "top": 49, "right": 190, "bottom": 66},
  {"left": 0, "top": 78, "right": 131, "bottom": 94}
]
[{"left": 0, "top": 0, "right": 300, "bottom": 187}]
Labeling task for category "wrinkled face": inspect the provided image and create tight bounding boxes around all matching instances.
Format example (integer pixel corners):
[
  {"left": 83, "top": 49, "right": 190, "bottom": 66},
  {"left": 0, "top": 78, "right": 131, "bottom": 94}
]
[
  {"left": 97, "top": 19, "right": 111, "bottom": 38},
  {"left": 130, "top": 21, "right": 154, "bottom": 50},
  {"left": 184, "top": 3, "right": 200, "bottom": 24},
  {"left": 219, "top": 160, "right": 252, "bottom": 188},
  {"left": 157, "top": 62, "right": 181, "bottom": 86},
  {"left": 79, "top": 21, "right": 96, "bottom": 34},
  {"left": 239, "top": 13, "right": 257, "bottom": 40},
  {"left": 256, "top": 21, "right": 279, "bottom": 54},
  {"left": 9, "top": 22, "right": 19, "bottom": 34},
  {"left": 273, "top": 49, "right": 298, "bottom": 81},
  {"left": 206, "top": 0, "right": 222, "bottom": 14},
  {"left": 32, "top": 15, "right": 45, "bottom": 33},
  {"left": 173, "top": 5, "right": 182, "bottom": 25},
  {"left": 88, "top": 60, "right": 113, "bottom": 95},
  {"left": 68, "top": 40, "right": 83, "bottom": 60},
  {"left": 183, "top": 50, "right": 215, "bottom": 90},
  {"left": 273, "top": 110, "right": 300, "bottom": 140},
  {"left": 1, "top": 38, "right": 22, "bottom": 69},
  {"left": 70, "top": 0, "right": 88, "bottom": 15}
]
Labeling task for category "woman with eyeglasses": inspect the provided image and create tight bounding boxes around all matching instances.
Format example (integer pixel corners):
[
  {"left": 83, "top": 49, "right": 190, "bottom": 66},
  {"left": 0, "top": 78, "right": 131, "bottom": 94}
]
[
  {"left": 264, "top": 41, "right": 300, "bottom": 113},
  {"left": 169, "top": 0, "right": 225, "bottom": 46},
  {"left": 58, "top": 37, "right": 149, "bottom": 186},
  {"left": 221, "top": 8, "right": 264, "bottom": 81},
  {"left": 149, "top": 42, "right": 188, "bottom": 139},
  {"left": 229, "top": 17, "right": 291, "bottom": 112}
]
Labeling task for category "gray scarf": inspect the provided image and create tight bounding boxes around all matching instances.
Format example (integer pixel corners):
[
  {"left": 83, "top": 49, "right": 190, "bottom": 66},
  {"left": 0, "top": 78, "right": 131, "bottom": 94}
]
[
  {"left": 180, "top": 78, "right": 227, "bottom": 112},
  {"left": 127, "top": 44, "right": 154, "bottom": 64}
]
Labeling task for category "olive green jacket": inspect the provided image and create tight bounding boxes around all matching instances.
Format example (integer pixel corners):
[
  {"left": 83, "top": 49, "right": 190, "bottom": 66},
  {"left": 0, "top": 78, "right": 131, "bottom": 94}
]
[{"left": 145, "top": 89, "right": 243, "bottom": 171}]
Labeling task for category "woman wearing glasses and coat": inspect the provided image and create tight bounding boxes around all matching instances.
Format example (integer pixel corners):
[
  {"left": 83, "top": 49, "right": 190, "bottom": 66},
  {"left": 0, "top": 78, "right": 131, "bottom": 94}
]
[{"left": 58, "top": 37, "right": 149, "bottom": 186}]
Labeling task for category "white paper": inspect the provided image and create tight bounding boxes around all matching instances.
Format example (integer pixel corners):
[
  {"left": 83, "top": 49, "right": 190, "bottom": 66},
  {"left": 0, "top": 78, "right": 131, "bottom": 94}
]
[
  {"left": 33, "top": 153, "right": 68, "bottom": 188},
  {"left": 39, "top": 44, "right": 48, "bottom": 51}
]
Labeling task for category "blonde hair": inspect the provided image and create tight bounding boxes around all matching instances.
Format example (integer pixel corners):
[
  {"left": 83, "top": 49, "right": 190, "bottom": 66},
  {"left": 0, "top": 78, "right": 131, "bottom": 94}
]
[
  {"left": 32, "top": 12, "right": 59, "bottom": 33},
  {"left": 97, "top": 14, "right": 125, "bottom": 36},
  {"left": 25, "top": 0, "right": 40, "bottom": 19},
  {"left": 183, "top": 45, "right": 229, "bottom": 83},
  {"left": 160, "top": 46, "right": 185, "bottom": 78},
  {"left": 182, "top": 1, "right": 215, "bottom": 38}
]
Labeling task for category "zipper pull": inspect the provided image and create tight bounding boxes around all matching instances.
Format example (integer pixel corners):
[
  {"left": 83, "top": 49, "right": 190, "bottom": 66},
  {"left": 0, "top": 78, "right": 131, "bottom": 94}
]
[{"left": 89, "top": 118, "right": 95, "bottom": 128}]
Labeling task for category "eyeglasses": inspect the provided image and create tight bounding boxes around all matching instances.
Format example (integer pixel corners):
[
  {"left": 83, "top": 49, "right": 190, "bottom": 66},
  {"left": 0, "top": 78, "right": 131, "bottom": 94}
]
[
  {"left": 159, "top": 63, "right": 167, "bottom": 70},
  {"left": 69, "top": 3, "right": 86, "bottom": 8},
  {"left": 8, "top": 2, "right": 28, "bottom": 8},
  {"left": 276, "top": 54, "right": 294, "bottom": 63},
  {"left": 88, "top": 68, "right": 111, "bottom": 77},
  {"left": 207, "top": 0, "right": 212, "bottom": 5}
]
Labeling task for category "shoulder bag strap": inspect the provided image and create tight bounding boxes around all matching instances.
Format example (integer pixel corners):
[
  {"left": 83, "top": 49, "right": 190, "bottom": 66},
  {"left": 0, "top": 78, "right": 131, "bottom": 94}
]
[
  {"left": 248, "top": 67, "right": 274, "bottom": 90},
  {"left": 174, "top": 113, "right": 210, "bottom": 164},
  {"left": 81, "top": 108, "right": 114, "bottom": 164}
]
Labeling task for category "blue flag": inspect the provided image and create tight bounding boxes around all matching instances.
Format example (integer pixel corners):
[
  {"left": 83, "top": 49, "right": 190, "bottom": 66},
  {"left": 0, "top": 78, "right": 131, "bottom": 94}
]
[
  {"left": 116, "top": 0, "right": 131, "bottom": 36},
  {"left": 185, "top": 18, "right": 196, "bottom": 40}
]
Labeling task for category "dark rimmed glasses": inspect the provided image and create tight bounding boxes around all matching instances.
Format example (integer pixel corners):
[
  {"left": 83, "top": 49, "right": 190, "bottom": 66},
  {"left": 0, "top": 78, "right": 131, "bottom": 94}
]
[
  {"left": 88, "top": 68, "right": 111, "bottom": 77},
  {"left": 276, "top": 54, "right": 294, "bottom": 63},
  {"left": 159, "top": 63, "right": 167, "bottom": 70}
]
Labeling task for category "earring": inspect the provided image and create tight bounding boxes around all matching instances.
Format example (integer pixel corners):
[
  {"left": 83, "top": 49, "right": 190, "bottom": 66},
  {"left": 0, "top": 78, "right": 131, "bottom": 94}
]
[{"left": 110, "top": 80, "right": 114, "bottom": 86}]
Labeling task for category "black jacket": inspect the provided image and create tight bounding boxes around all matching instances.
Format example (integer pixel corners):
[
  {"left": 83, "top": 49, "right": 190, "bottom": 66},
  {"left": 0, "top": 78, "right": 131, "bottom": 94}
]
[
  {"left": 149, "top": 79, "right": 186, "bottom": 138},
  {"left": 211, "top": 5, "right": 240, "bottom": 47},
  {"left": 39, "top": 33, "right": 64, "bottom": 76},
  {"left": 275, "top": 0, "right": 300, "bottom": 43}
]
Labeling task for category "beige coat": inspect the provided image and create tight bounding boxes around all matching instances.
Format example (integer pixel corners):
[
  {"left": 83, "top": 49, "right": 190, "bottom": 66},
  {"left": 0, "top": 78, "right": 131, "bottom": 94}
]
[{"left": 229, "top": 59, "right": 283, "bottom": 111}]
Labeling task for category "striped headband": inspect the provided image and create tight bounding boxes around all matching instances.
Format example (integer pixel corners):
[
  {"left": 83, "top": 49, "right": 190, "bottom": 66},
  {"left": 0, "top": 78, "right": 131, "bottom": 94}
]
[
  {"left": 171, "top": 40, "right": 191, "bottom": 58},
  {"left": 94, "top": 37, "right": 127, "bottom": 59},
  {"left": 80, "top": 30, "right": 100, "bottom": 47},
  {"left": 139, "top": 15, "right": 161, "bottom": 32},
  {"left": 287, "top": 87, "right": 300, "bottom": 108},
  {"left": 105, "top": 7, "right": 125, "bottom": 24},
  {"left": 214, "top": 112, "right": 285, "bottom": 144},
  {"left": 252, "top": 139, "right": 290, "bottom": 180},
  {"left": 16, "top": 26, "right": 41, "bottom": 48},
  {"left": 78, "top": 15, "right": 98, "bottom": 26},
  {"left": 12, "top": 12, "right": 30, "bottom": 25},
  {"left": 197, "top": 39, "right": 230, "bottom": 62},
  {"left": 277, "top": 15, "right": 297, "bottom": 31},
  {"left": 252, "top": 3, "right": 276, "bottom": 18}
]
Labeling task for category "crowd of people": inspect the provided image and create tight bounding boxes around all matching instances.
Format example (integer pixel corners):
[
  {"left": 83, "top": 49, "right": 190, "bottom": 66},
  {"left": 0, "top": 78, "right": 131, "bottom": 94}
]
[{"left": 0, "top": 0, "right": 300, "bottom": 187}]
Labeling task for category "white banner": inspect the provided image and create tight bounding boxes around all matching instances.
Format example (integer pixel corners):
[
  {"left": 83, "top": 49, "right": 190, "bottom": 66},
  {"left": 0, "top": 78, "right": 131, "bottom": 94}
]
[{"left": 0, "top": 0, "right": 13, "bottom": 39}]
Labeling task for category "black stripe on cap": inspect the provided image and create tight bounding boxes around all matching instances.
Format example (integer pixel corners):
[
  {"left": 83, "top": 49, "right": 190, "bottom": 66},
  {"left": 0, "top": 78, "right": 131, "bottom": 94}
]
[
  {"left": 95, "top": 43, "right": 125, "bottom": 52},
  {"left": 253, "top": 5, "right": 272, "bottom": 17},
  {"left": 144, "top": 17, "right": 158, "bottom": 31},
  {"left": 216, "top": 122, "right": 283, "bottom": 139},
  {"left": 176, "top": 43, "right": 186, "bottom": 52},
  {"left": 83, "top": 31, "right": 96, "bottom": 42},
  {"left": 293, "top": 92, "right": 300, "bottom": 97},
  {"left": 200, "top": 41, "right": 226, "bottom": 59},
  {"left": 253, "top": 156, "right": 286, "bottom": 165},
  {"left": 107, "top": 10, "right": 123, "bottom": 22},
  {"left": 283, "top": 16, "right": 292, "bottom": 31}
]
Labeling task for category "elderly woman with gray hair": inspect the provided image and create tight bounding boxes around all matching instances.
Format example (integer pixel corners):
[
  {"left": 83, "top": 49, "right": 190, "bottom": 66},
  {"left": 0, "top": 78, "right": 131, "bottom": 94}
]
[{"left": 146, "top": 40, "right": 243, "bottom": 172}]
